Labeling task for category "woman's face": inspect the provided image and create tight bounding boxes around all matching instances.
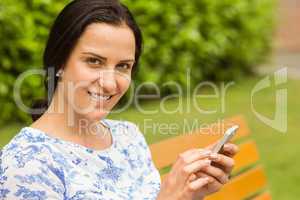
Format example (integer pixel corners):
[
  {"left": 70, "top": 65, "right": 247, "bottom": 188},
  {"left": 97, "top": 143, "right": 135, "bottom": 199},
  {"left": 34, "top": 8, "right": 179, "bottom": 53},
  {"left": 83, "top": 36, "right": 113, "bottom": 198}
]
[{"left": 58, "top": 23, "right": 136, "bottom": 121}]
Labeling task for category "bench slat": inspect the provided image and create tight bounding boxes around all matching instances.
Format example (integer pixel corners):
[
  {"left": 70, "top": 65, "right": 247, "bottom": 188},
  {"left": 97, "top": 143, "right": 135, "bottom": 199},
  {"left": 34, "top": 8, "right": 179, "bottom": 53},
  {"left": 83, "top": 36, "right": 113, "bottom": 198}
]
[
  {"left": 150, "top": 115, "right": 250, "bottom": 169},
  {"left": 233, "top": 140, "right": 260, "bottom": 173},
  {"left": 206, "top": 166, "right": 268, "bottom": 200},
  {"left": 252, "top": 191, "right": 272, "bottom": 200}
]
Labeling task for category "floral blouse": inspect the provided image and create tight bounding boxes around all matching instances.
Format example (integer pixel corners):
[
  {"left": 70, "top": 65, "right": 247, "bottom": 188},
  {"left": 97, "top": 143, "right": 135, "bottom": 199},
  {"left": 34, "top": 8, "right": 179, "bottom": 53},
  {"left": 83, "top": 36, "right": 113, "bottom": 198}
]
[{"left": 0, "top": 119, "right": 161, "bottom": 200}]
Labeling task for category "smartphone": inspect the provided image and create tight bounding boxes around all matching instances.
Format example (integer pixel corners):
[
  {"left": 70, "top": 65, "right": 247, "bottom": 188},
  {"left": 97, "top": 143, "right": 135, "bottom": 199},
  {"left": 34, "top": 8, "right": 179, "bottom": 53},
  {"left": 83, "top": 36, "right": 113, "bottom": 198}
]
[{"left": 212, "top": 125, "right": 239, "bottom": 153}]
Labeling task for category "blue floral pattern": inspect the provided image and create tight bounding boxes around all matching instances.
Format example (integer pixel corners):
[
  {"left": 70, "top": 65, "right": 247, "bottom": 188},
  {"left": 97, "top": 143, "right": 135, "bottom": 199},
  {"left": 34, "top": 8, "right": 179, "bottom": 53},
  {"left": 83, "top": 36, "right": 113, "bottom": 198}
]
[{"left": 0, "top": 119, "right": 161, "bottom": 199}]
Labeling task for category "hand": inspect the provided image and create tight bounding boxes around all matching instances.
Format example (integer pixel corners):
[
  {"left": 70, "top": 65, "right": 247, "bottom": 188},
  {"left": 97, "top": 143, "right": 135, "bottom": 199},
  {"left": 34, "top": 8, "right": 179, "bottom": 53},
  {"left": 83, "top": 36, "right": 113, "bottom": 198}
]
[
  {"left": 188, "top": 143, "right": 239, "bottom": 198},
  {"left": 157, "top": 148, "right": 215, "bottom": 200}
]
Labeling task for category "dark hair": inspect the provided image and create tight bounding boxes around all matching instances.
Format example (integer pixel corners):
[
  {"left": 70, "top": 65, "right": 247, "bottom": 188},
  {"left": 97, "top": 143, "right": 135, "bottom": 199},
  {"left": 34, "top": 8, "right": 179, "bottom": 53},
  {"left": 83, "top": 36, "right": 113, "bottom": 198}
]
[{"left": 31, "top": 0, "right": 143, "bottom": 121}]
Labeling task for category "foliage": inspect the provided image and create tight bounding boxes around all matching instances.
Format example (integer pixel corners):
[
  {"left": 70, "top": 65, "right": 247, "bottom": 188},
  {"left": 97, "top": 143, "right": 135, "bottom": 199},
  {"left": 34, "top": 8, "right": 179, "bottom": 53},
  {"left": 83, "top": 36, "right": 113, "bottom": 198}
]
[{"left": 0, "top": 0, "right": 276, "bottom": 125}]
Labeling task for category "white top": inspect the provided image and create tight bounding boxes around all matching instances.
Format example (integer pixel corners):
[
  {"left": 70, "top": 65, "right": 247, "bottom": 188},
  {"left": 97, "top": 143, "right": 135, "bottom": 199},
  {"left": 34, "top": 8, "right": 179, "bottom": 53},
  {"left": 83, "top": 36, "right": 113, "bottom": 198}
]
[{"left": 0, "top": 119, "right": 161, "bottom": 199}]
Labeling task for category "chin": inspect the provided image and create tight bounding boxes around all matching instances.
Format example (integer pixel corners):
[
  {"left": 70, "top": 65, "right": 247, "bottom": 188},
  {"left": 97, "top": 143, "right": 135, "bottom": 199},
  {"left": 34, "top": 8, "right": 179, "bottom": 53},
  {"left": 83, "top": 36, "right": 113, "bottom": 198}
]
[{"left": 85, "top": 110, "right": 110, "bottom": 122}]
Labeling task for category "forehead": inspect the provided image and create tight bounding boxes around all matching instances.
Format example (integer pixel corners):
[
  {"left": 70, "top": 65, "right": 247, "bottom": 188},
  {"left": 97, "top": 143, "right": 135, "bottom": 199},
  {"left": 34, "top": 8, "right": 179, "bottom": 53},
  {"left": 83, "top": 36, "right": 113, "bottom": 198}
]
[{"left": 76, "top": 23, "right": 136, "bottom": 59}]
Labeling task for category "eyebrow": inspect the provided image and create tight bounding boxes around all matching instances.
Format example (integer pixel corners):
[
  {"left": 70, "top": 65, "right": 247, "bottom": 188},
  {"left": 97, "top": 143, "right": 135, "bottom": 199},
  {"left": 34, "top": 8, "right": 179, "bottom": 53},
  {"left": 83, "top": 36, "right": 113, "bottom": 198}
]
[{"left": 82, "top": 52, "right": 135, "bottom": 63}]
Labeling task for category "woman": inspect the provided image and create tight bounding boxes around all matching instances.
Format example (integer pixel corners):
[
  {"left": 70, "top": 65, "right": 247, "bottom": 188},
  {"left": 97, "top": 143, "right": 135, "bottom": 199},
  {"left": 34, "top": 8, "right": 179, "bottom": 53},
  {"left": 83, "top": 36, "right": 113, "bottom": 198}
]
[{"left": 0, "top": 0, "right": 238, "bottom": 199}]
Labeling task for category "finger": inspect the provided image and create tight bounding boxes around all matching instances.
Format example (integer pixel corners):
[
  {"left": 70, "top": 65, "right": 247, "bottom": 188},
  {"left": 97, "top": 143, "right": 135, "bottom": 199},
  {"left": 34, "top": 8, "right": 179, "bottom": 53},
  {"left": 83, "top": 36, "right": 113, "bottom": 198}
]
[
  {"left": 195, "top": 171, "right": 213, "bottom": 180},
  {"left": 195, "top": 171, "right": 218, "bottom": 185},
  {"left": 209, "top": 153, "right": 235, "bottom": 173},
  {"left": 204, "top": 141, "right": 219, "bottom": 151},
  {"left": 169, "top": 150, "right": 211, "bottom": 188},
  {"left": 210, "top": 161, "right": 234, "bottom": 179},
  {"left": 182, "top": 159, "right": 211, "bottom": 179},
  {"left": 188, "top": 173, "right": 197, "bottom": 182},
  {"left": 184, "top": 149, "right": 212, "bottom": 164},
  {"left": 195, "top": 171, "right": 223, "bottom": 193},
  {"left": 221, "top": 143, "right": 239, "bottom": 157},
  {"left": 188, "top": 177, "right": 211, "bottom": 191},
  {"left": 177, "top": 149, "right": 212, "bottom": 166},
  {"left": 211, "top": 162, "right": 227, "bottom": 173},
  {"left": 180, "top": 148, "right": 207, "bottom": 157},
  {"left": 200, "top": 165, "right": 229, "bottom": 184}
]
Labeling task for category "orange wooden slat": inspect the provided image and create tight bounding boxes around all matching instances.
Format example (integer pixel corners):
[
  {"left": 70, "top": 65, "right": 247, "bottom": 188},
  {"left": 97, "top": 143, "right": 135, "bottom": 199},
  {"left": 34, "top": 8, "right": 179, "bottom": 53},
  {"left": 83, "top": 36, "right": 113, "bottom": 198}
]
[
  {"left": 252, "top": 192, "right": 272, "bottom": 200},
  {"left": 150, "top": 115, "right": 251, "bottom": 169},
  {"left": 232, "top": 140, "right": 260, "bottom": 173},
  {"left": 206, "top": 166, "right": 268, "bottom": 200}
]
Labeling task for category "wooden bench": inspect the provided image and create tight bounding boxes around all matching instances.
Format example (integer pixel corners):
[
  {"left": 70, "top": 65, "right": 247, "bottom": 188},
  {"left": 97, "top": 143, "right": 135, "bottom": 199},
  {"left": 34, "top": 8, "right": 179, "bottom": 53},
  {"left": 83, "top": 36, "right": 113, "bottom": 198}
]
[{"left": 149, "top": 115, "right": 271, "bottom": 200}]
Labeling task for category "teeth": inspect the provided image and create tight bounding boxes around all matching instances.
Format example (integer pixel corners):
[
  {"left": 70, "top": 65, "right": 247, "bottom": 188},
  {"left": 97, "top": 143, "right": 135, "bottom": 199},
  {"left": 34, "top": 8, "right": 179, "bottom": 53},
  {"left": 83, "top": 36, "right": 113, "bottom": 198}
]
[{"left": 89, "top": 92, "right": 111, "bottom": 101}]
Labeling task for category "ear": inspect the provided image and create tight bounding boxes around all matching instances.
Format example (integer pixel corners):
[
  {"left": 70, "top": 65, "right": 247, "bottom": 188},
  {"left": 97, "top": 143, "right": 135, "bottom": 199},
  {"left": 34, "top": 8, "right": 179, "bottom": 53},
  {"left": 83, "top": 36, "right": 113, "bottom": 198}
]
[{"left": 56, "top": 69, "right": 63, "bottom": 77}]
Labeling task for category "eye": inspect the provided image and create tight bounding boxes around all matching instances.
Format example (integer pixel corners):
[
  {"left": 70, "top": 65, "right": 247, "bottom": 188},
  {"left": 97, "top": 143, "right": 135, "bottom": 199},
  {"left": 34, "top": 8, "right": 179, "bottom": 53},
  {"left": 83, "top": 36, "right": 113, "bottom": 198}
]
[
  {"left": 85, "top": 57, "right": 102, "bottom": 65},
  {"left": 117, "top": 63, "right": 131, "bottom": 70}
]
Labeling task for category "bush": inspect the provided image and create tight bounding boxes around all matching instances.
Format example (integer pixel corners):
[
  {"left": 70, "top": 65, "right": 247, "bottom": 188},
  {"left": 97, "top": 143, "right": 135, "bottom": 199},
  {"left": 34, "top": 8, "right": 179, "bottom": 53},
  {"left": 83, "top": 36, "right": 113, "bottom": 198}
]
[
  {"left": 0, "top": 0, "right": 69, "bottom": 125},
  {"left": 0, "top": 0, "right": 276, "bottom": 126}
]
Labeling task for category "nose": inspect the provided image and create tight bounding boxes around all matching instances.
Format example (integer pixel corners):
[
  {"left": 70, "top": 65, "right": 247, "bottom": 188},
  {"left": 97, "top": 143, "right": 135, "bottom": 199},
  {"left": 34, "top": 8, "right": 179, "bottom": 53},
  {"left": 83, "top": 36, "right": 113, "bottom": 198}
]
[{"left": 97, "top": 70, "right": 117, "bottom": 93}]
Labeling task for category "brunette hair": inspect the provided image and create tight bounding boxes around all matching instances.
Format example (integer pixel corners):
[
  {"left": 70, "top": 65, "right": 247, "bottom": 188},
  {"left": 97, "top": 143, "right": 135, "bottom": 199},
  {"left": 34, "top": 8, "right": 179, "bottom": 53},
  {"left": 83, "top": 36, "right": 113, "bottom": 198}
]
[{"left": 31, "top": 0, "right": 142, "bottom": 121}]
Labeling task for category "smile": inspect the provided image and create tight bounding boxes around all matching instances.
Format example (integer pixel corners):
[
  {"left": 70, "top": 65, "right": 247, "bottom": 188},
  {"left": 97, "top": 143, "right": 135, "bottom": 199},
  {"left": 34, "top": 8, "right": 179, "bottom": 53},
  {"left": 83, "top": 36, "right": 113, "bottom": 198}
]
[{"left": 88, "top": 91, "right": 112, "bottom": 101}]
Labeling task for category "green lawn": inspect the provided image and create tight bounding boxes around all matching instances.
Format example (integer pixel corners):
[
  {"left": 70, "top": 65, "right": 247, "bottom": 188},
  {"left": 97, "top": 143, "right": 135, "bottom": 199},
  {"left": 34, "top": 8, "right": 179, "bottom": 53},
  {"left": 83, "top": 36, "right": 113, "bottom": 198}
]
[{"left": 1, "top": 77, "right": 299, "bottom": 199}]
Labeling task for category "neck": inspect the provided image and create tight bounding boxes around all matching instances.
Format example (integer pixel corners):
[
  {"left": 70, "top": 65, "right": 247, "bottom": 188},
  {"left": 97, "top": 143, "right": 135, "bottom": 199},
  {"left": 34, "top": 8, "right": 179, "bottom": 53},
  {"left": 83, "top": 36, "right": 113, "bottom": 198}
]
[{"left": 34, "top": 90, "right": 107, "bottom": 139}]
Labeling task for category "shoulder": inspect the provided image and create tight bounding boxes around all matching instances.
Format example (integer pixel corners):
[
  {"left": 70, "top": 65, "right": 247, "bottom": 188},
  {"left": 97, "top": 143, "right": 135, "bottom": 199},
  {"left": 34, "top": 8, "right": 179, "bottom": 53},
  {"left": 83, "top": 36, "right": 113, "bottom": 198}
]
[
  {"left": 0, "top": 128, "right": 66, "bottom": 199},
  {"left": 1, "top": 127, "right": 44, "bottom": 159},
  {"left": 0, "top": 152, "right": 65, "bottom": 199},
  {"left": 1, "top": 127, "right": 64, "bottom": 170}
]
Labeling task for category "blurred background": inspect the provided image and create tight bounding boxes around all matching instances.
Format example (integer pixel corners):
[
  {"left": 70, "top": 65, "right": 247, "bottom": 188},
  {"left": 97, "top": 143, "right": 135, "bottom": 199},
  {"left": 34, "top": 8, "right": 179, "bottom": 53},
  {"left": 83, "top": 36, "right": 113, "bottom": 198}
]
[{"left": 0, "top": 0, "right": 299, "bottom": 199}]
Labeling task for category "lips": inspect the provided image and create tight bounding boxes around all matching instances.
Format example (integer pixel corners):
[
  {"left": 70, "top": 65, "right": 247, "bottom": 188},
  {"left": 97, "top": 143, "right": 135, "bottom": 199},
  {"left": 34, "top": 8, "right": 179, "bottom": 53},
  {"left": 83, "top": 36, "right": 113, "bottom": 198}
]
[{"left": 88, "top": 91, "right": 112, "bottom": 101}]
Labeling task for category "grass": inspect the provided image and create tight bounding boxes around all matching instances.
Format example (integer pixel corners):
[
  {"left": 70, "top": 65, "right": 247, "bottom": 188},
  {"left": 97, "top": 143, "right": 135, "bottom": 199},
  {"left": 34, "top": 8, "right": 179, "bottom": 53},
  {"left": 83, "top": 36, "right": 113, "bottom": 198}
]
[{"left": 1, "top": 77, "right": 299, "bottom": 199}]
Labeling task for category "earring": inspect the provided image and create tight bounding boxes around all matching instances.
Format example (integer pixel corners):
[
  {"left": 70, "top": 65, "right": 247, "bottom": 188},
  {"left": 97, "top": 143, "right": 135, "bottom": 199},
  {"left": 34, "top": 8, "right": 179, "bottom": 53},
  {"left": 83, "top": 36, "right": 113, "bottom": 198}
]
[{"left": 56, "top": 69, "right": 63, "bottom": 77}]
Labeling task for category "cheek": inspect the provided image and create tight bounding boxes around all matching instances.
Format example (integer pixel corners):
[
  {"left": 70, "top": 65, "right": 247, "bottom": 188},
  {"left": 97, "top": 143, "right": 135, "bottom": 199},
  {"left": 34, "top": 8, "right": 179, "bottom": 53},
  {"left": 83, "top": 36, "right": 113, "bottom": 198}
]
[
  {"left": 117, "top": 76, "right": 131, "bottom": 95},
  {"left": 62, "top": 62, "right": 94, "bottom": 107},
  {"left": 64, "top": 61, "right": 95, "bottom": 82}
]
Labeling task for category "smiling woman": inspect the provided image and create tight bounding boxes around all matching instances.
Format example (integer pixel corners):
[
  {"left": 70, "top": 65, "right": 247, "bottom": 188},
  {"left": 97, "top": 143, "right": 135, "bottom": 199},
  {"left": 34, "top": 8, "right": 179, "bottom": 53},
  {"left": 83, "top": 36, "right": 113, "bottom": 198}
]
[
  {"left": 0, "top": 0, "right": 239, "bottom": 199},
  {"left": 53, "top": 22, "right": 136, "bottom": 122}
]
